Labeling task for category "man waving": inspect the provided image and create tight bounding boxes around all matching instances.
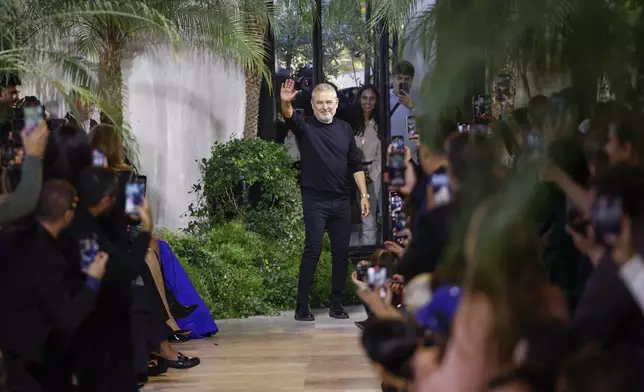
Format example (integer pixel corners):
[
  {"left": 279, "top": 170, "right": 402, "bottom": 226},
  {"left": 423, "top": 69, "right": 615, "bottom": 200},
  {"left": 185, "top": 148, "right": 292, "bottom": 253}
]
[{"left": 281, "top": 80, "right": 370, "bottom": 321}]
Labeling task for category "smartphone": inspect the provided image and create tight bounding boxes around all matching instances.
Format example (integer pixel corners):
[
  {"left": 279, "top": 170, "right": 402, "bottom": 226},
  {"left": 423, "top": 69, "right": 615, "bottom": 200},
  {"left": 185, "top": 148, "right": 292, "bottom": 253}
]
[
  {"left": 391, "top": 136, "right": 405, "bottom": 153},
  {"left": 390, "top": 192, "right": 403, "bottom": 213},
  {"left": 406, "top": 116, "right": 417, "bottom": 138},
  {"left": 431, "top": 166, "right": 451, "bottom": 206},
  {"left": 472, "top": 95, "right": 492, "bottom": 124},
  {"left": 393, "top": 211, "right": 407, "bottom": 232},
  {"left": 388, "top": 153, "right": 406, "bottom": 186},
  {"left": 92, "top": 149, "right": 105, "bottom": 167},
  {"left": 368, "top": 266, "right": 388, "bottom": 298},
  {"left": 23, "top": 105, "right": 43, "bottom": 132},
  {"left": 591, "top": 195, "right": 623, "bottom": 239},
  {"left": 125, "top": 179, "right": 146, "bottom": 215},
  {"left": 399, "top": 82, "right": 410, "bottom": 95},
  {"left": 79, "top": 235, "right": 99, "bottom": 270}
]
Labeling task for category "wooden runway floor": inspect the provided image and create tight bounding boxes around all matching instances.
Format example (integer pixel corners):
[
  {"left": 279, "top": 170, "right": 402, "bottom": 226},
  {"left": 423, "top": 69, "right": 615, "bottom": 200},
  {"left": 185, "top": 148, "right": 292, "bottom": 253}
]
[{"left": 143, "top": 307, "right": 381, "bottom": 392}]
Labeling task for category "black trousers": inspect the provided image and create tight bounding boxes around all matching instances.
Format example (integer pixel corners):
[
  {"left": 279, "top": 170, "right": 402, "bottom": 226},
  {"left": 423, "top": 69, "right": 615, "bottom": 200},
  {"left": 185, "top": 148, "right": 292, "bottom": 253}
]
[{"left": 297, "top": 191, "right": 352, "bottom": 309}]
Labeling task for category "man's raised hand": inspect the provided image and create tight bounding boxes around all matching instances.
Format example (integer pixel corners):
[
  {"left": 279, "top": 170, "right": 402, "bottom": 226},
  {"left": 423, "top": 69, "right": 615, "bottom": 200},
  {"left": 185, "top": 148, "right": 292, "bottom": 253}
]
[{"left": 280, "top": 79, "right": 298, "bottom": 102}]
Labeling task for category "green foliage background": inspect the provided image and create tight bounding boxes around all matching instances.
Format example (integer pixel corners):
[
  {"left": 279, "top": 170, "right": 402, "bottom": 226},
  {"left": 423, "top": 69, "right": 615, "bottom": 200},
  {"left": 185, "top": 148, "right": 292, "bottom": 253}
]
[{"left": 170, "top": 139, "right": 358, "bottom": 319}]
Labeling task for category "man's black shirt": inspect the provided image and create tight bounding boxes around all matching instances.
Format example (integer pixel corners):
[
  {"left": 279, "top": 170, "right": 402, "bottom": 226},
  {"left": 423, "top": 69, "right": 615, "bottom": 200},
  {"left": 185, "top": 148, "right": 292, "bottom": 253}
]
[{"left": 286, "top": 112, "right": 362, "bottom": 197}]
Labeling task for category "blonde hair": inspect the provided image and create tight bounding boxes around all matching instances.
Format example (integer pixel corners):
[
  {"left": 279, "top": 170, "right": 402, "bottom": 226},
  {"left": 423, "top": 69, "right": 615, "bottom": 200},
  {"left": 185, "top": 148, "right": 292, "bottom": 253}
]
[{"left": 89, "top": 124, "right": 130, "bottom": 171}]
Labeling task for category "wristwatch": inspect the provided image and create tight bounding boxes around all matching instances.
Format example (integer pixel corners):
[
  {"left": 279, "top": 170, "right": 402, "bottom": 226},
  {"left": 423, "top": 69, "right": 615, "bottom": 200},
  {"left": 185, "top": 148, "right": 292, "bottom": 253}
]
[{"left": 361, "top": 193, "right": 370, "bottom": 199}]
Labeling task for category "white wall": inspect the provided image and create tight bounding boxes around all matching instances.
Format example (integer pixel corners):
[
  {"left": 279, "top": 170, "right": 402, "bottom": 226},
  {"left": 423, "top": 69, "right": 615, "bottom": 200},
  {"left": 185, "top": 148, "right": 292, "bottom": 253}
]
[
  {"left": 123, "top": 47, "right": 246, "bottom": 231},
  {"left": 25, "top": 46, "right": 247, "bottom": 231}
]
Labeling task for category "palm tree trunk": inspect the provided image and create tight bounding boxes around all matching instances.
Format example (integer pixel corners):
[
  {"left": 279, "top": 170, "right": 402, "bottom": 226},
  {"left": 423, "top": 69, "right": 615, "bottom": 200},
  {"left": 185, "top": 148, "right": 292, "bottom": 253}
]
[
  {"left": 99, "top": 37, "right": 125, "bottom": 127},
  {"left": 243, "top": 70, "right": 261, "bottom": 139}
]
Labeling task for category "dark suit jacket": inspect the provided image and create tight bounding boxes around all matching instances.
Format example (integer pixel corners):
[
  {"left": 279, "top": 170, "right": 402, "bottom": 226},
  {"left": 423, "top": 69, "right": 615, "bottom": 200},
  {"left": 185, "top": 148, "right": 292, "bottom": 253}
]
[
  {"left": 64, "top": 112, "right": 97, "bottom": 133},
  {"left": 0, "top": 224, "right": 97, "bottom": 361},
  {"left": 58, "top": 207, "right": 150, "bottom": 317}
]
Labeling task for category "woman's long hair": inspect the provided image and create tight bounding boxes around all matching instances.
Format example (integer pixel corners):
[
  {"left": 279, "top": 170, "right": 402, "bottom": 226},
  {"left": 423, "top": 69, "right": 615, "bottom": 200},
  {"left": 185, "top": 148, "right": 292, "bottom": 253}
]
[
  {"left": 90, "top": 124, "right": 130, "bottom": 171},
  {"left": 354, "top": 84, "right": 380, "bottom": 139},
  {"left": 43, "top": 124, "right": 92, "bottom": 184}
]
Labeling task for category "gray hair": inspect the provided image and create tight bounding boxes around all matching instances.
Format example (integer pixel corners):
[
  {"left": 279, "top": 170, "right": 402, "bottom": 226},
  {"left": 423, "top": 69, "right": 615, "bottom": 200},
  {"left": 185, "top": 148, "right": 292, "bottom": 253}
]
[{"left": 312, "top": 83, "right": 337, "bottom": 99}]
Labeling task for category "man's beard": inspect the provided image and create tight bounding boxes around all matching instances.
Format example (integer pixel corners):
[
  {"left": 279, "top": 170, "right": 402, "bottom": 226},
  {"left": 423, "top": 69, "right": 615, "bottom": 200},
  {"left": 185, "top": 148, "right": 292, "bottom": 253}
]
[{"left": 315, "top": 112, "right": 334, "bottom": 124}]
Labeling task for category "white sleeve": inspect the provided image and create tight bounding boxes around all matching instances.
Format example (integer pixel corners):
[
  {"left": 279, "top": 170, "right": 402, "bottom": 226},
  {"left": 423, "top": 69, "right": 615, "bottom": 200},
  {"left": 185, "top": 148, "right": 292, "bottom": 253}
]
[{"left": 619, "top": 254, "right": 644, "bottom": 313}]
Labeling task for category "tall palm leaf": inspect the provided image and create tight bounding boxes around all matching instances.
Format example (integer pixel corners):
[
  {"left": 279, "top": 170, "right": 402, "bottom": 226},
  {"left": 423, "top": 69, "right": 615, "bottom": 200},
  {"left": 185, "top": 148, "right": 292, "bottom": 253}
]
[{"left": 32, "top": 0, "right": 274, "bottom": 154}]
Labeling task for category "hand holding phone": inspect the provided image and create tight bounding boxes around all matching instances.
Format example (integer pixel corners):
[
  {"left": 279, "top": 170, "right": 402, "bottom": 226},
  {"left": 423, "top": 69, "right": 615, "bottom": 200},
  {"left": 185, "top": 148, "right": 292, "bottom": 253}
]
[{"left": 83, "top": 251, "right": 109, "bottom": 279}]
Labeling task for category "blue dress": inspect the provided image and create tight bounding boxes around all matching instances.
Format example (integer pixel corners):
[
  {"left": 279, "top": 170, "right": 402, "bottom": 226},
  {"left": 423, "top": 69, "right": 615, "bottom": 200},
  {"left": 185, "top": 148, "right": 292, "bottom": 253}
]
[{"left": 157, "top": 239, "right": 218, "bottom": 338}]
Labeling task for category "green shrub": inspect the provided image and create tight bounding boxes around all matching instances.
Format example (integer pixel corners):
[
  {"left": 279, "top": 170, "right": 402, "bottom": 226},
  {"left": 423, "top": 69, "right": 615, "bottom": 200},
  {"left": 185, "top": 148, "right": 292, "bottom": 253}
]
[
  {"left": 162, "top": 223, "right": 359, "bottom": 319},
  {"left": 187, "top": 138, "right": 303, "bottom": 245}
]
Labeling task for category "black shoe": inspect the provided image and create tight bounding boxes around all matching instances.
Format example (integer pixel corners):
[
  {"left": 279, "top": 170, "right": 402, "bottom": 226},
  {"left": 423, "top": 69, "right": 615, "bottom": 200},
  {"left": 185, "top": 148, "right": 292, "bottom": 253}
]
[
  {"left": 329, "top": 306, "right": 349, "bottom": 319},
  {"left": 157, "top": 352, "right": 200, "bottom": 370},
  {"left": 294, "top": 308, "right": 315, "bottom": 322},
  {"left": 166, "top": 287, "right": 199, "bottom": 320}
]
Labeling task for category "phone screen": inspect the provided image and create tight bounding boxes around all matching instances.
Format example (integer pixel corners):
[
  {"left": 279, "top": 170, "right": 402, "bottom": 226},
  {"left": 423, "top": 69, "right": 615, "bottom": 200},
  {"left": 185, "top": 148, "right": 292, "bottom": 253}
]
[
  {"left": 92, "top": 149, "right": 105, "bottom": 167},
  {"left": 388, "top": 154, "right": 406, "bottom": 187},
  {"left": 392, "top": 136, "right": 405, "bottom": 153},
  {"left": 23, "top": 106, "right": 43, "bottom": 131},
  {"left": 406, "top": 116, "right": 417, "bottom": 138},
  {"left": 431, "top": 171, "right": 451, "bottom": 206},
  {"left": 125, "top": 180, "right": 146, "bottom": 215},
  {"left": 472, "top": 95, "right": 492, "bottom": 124},
  {"left": 79, "top": 235, "right": 99, "bottom": 270}
]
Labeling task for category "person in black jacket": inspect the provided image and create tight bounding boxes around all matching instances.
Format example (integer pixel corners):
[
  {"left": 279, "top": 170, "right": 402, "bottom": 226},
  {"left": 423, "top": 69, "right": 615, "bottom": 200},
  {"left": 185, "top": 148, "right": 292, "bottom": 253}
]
[
  {"left": 0, "top": 180, "right": 109, "bottom": 392},
  {"left": 57, "top": 167, "right": 151, "bottom": 392}
]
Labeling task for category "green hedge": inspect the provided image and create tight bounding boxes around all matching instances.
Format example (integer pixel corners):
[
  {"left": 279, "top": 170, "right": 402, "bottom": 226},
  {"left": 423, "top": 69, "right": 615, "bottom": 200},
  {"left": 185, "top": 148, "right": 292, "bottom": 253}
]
[
  {"left": 162, "top": 223, "right": 358, "bottom": 319},
  {"left": 172, "top": 138, "right": 358, "bottom": 319}
]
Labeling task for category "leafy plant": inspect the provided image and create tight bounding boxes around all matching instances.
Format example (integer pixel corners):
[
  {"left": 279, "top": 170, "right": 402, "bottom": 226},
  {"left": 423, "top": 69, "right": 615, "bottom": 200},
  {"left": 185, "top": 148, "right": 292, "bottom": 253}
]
[
  {"left": 187, "top": 138, "right": 303, "bottom": 245},
  {"left": 162, "top": 224, "right": 359, "bottom": 319}
]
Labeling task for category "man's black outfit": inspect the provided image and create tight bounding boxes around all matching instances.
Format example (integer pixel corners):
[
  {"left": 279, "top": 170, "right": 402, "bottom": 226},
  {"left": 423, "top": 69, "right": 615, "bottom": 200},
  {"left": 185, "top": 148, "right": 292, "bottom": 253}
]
[
  {"left": 0, "top": 224, "right": 99, "bottom": 391},
  {"left": 59, "top": 207, "right": 150, "bottom": 392},
  {"left": 286, "top": 111, "right": 362, "bottom": 319}
]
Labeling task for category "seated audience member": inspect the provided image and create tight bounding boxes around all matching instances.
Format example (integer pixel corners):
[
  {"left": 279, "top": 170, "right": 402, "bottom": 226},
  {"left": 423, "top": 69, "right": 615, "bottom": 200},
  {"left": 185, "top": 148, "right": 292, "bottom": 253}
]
[
  {"left": 0, "top": 120, "right": 48, "bottom": 225},
  {"left": 0, "top": 180, "right": 109, "bottom": 391},
  {"left": 90, "top": 125, "right": 210, "bottom": 338},
  {"left": 58, "top": 168, "right": 151, "bottom": 392},
  {"left": 88, "top": 127, "right": 200, "bottom": 385}
]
